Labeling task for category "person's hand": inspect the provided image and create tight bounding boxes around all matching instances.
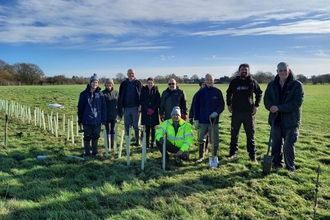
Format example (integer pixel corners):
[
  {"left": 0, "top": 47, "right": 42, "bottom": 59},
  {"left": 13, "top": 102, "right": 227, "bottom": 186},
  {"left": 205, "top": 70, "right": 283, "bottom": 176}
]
[
  {"left": 160, "top": 115, "right": 165, "bottom": 122},
  {"left": 194, "top": 120, "right": 199, "bottom": 129},
  {"left": 252, "top": 107, "right": 258, "bottom": 115},
  {"left": 228, "top": 106, "right": 233, "bottom": 113},
  {"left": 209, "top": 112, "right": 218, "bottom": 118},
  {"left": 270, "top": 105, "right": 279, "bottom": 113},
  {"left": 182, "top": 114, "right": 187, "bottom": 121},
  {"left": 176, "top": 150, "right": 183, "bottom": 157},
  {"left": 159, "top": 137, "right": 164, "bottom": 145},
  {"left": 189, "top": 118, "right": 193, "bottom": 125}
]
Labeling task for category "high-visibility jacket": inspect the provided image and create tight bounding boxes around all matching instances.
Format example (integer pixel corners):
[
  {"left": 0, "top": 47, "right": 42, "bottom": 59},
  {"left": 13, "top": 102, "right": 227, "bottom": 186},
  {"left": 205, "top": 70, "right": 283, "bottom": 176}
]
[{"left": 155, "top": 118, "right": 194, "bottom": 152}]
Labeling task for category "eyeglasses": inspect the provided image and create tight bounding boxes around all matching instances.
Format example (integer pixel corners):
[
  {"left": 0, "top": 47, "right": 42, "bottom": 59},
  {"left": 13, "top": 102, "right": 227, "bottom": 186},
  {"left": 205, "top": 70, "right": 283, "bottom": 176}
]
[{"left": 168, "top": 83, "right": 175, "bottom": 86}]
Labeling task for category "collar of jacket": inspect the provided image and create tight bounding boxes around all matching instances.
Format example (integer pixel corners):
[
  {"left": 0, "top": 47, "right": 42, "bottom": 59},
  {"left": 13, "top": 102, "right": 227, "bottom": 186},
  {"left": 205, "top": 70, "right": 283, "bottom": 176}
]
[{"left": 168, "top": 118, "right": 185, "bottom": 126}]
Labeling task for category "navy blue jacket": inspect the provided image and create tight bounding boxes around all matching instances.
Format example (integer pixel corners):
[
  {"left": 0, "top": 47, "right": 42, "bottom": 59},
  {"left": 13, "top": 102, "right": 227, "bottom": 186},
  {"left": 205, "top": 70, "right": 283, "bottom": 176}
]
[
  {"left": 194, "top": 86, "right": 225, "bottom": 124},
  {"left": 118, "top": 78, "right": 143, "bottom": 117},
  {"left": 78, "top": 84, "right": 107, "bottom": 125}
]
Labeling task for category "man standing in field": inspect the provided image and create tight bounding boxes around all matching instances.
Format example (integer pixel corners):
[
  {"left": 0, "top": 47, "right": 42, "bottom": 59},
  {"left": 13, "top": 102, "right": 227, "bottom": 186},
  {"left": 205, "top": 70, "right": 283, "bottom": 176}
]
[
  {"left": 226, "top": 63, "right": 263, "bottom": 163},
  {"left": 160, "top": 78, "right": 188, "bottom": 121},
  {"left": 194, "top": 73, "right": 225, "bottom": 162},
  {"left": 118, "top": 69, "right": 143, "bottom": 146},
  {"left": 264, "top": 62, "right": 304, "bottom": 172},
  {"left": 77, "top": 73, "right": 107, "bottom": 157}
]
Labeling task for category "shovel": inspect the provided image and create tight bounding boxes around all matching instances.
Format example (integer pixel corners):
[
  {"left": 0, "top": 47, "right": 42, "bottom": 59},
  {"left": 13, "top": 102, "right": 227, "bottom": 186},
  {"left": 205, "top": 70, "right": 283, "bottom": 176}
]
[
  {"left": 208, "top": 116, "right": 218, "bottom": 168},
  {"left": 262, "top": 115, "right": 276, "bottom": 175}
]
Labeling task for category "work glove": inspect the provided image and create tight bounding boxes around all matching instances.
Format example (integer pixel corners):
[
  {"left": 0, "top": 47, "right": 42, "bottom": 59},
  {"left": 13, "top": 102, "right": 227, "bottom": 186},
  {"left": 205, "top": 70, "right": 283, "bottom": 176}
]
[
  {"left": 159, "top": 137, "right": 164, "bottom": 145},
  {"left": 189, "top": 118, "right": 194, "bottom": 125},
  {"left": 194, "top": 120, "right": 199, "bottom": 129},
  {"left": 160, "top": 115, "right": 165, "bottom": 122},
  {"left": 147, "top": 108, "right": 154, "bottom": 115},
  {"left": 209, "top": 112, "right": 218, "bottom": 118},
  {"left": 182, "top": 114, "right": 187, "bottom": 120}
]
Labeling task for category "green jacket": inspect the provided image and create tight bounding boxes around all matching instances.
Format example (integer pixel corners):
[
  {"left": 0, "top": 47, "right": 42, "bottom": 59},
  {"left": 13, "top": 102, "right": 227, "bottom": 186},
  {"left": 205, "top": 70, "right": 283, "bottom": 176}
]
[
  {"left": 264, "top": 73, "right": 304, "bottom": 128},
  {"left": 155, "top": 118, "right": 194, "bottom": 152}
]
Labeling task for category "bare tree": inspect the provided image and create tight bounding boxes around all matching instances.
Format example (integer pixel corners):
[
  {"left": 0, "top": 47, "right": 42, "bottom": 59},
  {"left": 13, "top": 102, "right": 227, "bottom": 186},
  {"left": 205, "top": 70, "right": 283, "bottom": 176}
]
[
  {"left": 13, "top": 63, "right": 45, "bottom": 85},
  {"left": 296, "top": 74, "right": 308, "bottom": 84},
  {"left": 116, "top": 72, "right": 126, "bottom": 83}
]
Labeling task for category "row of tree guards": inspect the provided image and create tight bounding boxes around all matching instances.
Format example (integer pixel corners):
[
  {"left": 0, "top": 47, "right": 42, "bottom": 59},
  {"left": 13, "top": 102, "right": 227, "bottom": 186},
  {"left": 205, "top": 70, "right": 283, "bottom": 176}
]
[{"left": 0, "top": 99, "right": 167, "bottom": 170}]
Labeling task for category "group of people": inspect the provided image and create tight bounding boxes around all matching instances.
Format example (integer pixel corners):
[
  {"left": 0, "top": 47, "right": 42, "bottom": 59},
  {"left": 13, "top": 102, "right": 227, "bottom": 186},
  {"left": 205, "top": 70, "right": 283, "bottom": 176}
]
[{"left": 77, "top": 62, "right": 304, "bottom": 172}]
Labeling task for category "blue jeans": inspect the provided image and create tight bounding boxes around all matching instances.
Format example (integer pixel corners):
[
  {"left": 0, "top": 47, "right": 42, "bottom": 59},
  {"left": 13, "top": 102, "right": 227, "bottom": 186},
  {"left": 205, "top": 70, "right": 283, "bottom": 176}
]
[{"left": 271, "top": 121, "right": 299, "bottom": 170}]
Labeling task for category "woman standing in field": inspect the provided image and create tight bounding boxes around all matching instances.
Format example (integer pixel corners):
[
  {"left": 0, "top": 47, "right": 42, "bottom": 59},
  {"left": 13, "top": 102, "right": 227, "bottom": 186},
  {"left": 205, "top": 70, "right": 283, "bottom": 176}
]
[
  {"left": 140, "top": 77, "right": 160, "bottom": 148},
  {"left": 102, "top": 78, "right": 119, "bottom": 150}
]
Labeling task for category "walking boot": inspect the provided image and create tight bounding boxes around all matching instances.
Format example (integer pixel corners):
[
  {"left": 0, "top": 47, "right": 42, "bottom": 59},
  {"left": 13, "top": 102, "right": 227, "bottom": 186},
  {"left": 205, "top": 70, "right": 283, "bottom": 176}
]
[
  {"left": 91, "top": 139, "right": 98, "bottom": 156},
  {"left": 196, "top": 143, "right": 205, "bottom": 163},
  {"left": 84, "top": 140, "right": 91, "bottom": 157},
  {"left": 134, "top": 130, "right": 141, "bottom": 146}
]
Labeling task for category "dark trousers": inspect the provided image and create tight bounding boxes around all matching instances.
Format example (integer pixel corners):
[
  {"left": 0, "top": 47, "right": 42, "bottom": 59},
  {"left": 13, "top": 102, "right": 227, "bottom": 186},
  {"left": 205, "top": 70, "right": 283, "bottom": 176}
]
[
  {"left": 83, "top": 124, "right": 101, "bottom": 156},
  {"left": 229, "top": 112, "right": 256, "bottom": 159},
  {"left": 271, "top": 121, "right": 298, "bottom": 170},
  {"left": 145, "top": 124, "right": 156, "bottom": 145},
  {"left": 105, "top": 120, "right": 116, "bottom": 135},
  {"left": 156, "top": 139, "right": 189, "bottom": 160}
]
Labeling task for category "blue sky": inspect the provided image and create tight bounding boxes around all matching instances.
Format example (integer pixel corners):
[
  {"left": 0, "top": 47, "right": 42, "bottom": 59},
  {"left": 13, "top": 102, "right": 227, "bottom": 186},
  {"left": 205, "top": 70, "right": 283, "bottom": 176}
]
[{"left": 1, "top": 0, "right": 330, "bottom": 79}]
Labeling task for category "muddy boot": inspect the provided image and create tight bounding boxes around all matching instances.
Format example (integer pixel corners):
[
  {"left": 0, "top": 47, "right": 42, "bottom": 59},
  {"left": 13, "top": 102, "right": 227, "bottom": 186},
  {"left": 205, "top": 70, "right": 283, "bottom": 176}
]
[
  {"left": 84, "top": 140, "right": 91, "bottom": 156},
  {"left": 134, "top": 130, "right": 141, "bottom": 146},
  {"left": 196, "top": 143, "right": 205, "bottom": 163},
  {"left": 91, "top": 139, "right": 98, "bottom": 156}
]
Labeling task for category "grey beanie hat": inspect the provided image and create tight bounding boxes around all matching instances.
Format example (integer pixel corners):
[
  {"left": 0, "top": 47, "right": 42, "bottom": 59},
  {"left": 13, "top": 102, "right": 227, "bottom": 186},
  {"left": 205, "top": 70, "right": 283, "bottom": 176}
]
[
  {"left": 171, "top": 106, "right": 181, "bottom": 116},
  {"left": 105, "top": 78, "right": 114, "bottom": 85},
  {"left": 90, "top": 73, "right": 99, "bottom": 83}
]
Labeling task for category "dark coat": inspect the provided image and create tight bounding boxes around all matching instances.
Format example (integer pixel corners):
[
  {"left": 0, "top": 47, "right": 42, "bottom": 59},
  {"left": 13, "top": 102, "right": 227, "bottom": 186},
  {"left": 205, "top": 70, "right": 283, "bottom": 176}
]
[
  {"left": 118, "top": 78, "right": 143, "bottom": 117},
  {"left": 102, "top": 88, "right": 119, "bottom": 121},
  {"left": 77, "top": 84, "right": 107, "bottom": 125},
  {"left": 264, "top": 72, "right": 304, "bottom": 128},
  {"left": 160, "top": 87, "right": 188, "bottom": 120},
  {"left": 140, "top": 85, "right": 160, "bottom": 126}
]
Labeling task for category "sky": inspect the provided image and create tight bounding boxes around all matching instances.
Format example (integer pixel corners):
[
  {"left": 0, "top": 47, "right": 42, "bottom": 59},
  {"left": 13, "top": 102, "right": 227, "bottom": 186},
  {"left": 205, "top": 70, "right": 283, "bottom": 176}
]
[{"left": 1, "top": 0, "right": 330, "bottom": 79}]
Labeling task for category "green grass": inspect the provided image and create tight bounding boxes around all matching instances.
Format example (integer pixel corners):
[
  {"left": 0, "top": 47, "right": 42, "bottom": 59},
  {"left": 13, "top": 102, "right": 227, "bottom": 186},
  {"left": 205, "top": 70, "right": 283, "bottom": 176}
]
[{"left": 0, "top": 84, "right": 329, "bottom": 219}]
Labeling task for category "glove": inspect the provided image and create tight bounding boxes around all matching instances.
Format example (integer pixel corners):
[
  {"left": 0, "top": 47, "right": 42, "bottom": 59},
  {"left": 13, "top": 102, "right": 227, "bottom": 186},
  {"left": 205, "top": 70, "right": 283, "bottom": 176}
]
[
  {"left": 160, "top": 115, "right": 165, "bottom": 122},
  {"left": 209, "top": 112, "right": 218, "bottom": 118},
  {"left": 147, "top": 108, "right": 154, "bottom": 115},
  {"left": 189, "top": 118, "right": 193, "bottom": 125},
  {"left": 182, "top": 114, "right": 187, "bottom": 120},
  {"left": 159, "top": 137, "right": 164, "bottom": 145},
  {"left": 194, "top": 120, "right": 199, "bottom": 128}
]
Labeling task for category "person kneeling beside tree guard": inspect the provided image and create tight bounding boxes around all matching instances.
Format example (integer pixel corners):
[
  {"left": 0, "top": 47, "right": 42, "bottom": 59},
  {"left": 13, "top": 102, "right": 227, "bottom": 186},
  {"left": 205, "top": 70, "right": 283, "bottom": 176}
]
[{"left": 155, "top": 106, "right": 193, "bottom": 164}]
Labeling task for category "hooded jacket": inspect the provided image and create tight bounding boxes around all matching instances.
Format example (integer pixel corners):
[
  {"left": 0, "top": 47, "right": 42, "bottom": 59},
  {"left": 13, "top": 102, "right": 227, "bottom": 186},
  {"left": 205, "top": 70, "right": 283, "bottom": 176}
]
[
  {"left": 102, "top": 88, "right": 119, "bottom": 121},
  {"left": 226, "top": 75, "right": 263, "bottom": 112},
  {"left": 78, "top": 84, "right": 107, "bottom": 125},
  {"left": 140, "top": 85, "right": 161, "bottom": 126},
  {"left": 264, "top": 72, "right": 304, "bottom": 128}
]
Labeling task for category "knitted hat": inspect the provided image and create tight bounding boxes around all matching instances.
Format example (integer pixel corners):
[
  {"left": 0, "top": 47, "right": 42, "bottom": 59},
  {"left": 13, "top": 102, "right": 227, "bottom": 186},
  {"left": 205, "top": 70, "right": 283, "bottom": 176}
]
[
  {"left": 105, "top": 78, "right": 114, "bottom": 86},
  {"left": 90, "top": 73, "right": 99, "bottom": 83},
  {"left": 171, "top": 106, "right": 181, "bottom": 116}
]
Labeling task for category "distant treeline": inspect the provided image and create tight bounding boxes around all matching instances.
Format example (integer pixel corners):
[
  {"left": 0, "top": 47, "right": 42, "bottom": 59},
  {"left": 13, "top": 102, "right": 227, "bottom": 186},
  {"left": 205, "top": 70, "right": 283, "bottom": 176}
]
[{"left": 1, "top": 59, "right": 329, "bottom": 86}]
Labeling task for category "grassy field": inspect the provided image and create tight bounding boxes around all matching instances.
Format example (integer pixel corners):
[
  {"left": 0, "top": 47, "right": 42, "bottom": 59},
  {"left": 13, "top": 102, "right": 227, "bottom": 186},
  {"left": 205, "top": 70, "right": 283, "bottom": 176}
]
[{"left": 0, "top": 83, "right": 329, "bottom": 219}]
